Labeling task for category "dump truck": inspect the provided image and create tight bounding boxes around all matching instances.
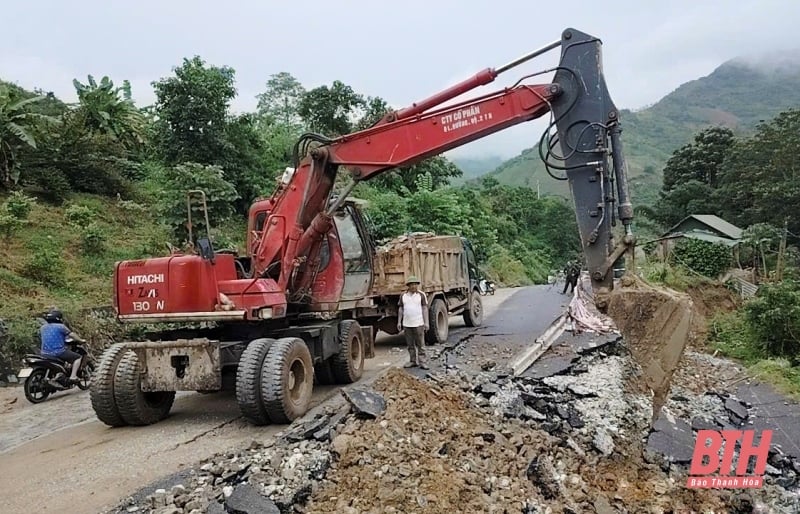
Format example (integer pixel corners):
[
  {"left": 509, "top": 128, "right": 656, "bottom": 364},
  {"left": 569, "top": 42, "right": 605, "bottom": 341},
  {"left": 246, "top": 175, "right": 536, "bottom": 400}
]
[{"left": 369, "top": 232, "right": 484, "bottom": 344}]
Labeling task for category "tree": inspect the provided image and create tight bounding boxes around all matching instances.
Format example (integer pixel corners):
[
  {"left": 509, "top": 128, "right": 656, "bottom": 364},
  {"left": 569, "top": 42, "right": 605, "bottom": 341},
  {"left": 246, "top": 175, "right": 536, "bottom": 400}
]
[
  {"left": 371, "top": 156, "right": 463, "bottom": 194},
  {"left": 655, "top": 180, "right": 719, "bottom": 226},
  {"left": 72, "top": 75, "right": 146, "bottom": 150},
  {"left": 256, "top": 72, "right": 305, "bottom": 133},
  {"left": 655, "top": 126, "right": 734, "bottom": 224},
  {"left": 0, "top": 86, "right": 58, "bottom": 187},
  {"left": 219, "top": 113, "right": 279, "bottom": 212},
  {"left": 150, "top": 162, "right": 239, "bottom": 242},
  {"left": 297, "top": 80, "right": 365, "bottom": 136},
  {"left": 718, "top": 109, "right": 800, "bottom": 236},
  {"left": 354, "top": 96, "right": 390, "bottom": 131},
  {"left": 661, "top": 126, "right": 735, "bottom": 192},
  {"left": 152, "top": 56, "right": 237, "bottom": 165}
]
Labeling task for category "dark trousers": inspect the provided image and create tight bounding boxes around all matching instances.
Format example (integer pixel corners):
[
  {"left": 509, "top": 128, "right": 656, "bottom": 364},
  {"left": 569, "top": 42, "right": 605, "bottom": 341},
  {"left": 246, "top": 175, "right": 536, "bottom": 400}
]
[
  {"left": 403, "top": 326, "right": 427, "bottom": 364},
  {"left": 563, "top": 275, "right": 578, "bottom": 294}
]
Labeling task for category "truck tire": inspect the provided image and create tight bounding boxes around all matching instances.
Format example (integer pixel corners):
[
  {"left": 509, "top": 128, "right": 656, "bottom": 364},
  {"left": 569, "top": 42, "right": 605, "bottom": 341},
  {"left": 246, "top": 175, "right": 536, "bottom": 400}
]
[
  {"left": 114, "top": 351, "right": 176, "bottom": 426},
  {"left": 235, "top": 338, "right": 274, "bottom": 425},
  {"left": 261, "top": 337, "right": 313, "bottom": 424},
  {"left": 314, "top": 359, "right": 336, "bottom": 385},
  {"left": 89, "top": 343, "right": 128, "bottom": 427},
  {"left": 425, "top": 298, "right": 449, "bottom": 345},
  {"left": 463, "top": 289, "right": 484, "bottom": 327},
  {"left": 332, "top": 320, "right": 365, "bottom": 384}
]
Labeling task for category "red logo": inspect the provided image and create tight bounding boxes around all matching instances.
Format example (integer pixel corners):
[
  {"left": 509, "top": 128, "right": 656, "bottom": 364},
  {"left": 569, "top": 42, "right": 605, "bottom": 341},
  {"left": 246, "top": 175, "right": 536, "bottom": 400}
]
[{"left": 687, "top": 429, "right": 772, "bottom": 489}]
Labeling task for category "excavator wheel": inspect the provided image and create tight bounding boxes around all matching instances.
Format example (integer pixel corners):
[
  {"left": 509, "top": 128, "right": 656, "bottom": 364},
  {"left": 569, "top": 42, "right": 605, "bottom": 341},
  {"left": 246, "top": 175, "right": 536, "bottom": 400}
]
[
  {"left": 113, "top": 350, "right": 176, "bottom": 426},
  {"left": 463, "top": 289, "right": 483, "bottom": 327},
  {"left": 260, "top": 337, "right": 314, "bottom": 424},
  {"left": 89, "top": 343, "right": 129, "bottom": 427},
  {"left": 332, "top": 320, "right": 365, "bottom": 384},
  {"left": 425, "top": 298, "right": 449, "bottom": 345},
  {"left": 235, "top": 338, "right": 275, "bottom": 425}
]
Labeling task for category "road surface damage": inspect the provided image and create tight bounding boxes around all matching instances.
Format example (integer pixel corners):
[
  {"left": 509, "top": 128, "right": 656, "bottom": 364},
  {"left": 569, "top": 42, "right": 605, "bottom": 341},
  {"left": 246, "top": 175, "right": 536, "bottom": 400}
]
[
  {"left": 109, "top": 279, "right": 800, "bottom": 513},
  {"left": 112, "top": 355, "right": 799, "bottom": 513}
]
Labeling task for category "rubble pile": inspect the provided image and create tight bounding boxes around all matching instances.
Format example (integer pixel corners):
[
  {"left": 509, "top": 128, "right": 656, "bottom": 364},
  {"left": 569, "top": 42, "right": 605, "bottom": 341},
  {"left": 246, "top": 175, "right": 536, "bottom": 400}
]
[
  {"left": 114, "top": 415, "right": 339, "bottom": 514},
  {"left": 305, "top": 337, "right": 800, "bottom": 513}
]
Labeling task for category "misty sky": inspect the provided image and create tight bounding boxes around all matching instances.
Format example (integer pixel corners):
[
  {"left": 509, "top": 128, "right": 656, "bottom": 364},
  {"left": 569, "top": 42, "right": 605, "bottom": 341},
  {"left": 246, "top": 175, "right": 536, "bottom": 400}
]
[{"left": 3, "top": 0, "right": 799, "bottom": 159}]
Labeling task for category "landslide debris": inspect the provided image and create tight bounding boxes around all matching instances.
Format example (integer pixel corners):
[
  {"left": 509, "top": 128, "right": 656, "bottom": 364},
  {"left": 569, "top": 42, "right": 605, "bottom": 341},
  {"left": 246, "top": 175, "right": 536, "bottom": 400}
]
[{"left": 305, "top": 367, "right": 734, "bottom": 514}]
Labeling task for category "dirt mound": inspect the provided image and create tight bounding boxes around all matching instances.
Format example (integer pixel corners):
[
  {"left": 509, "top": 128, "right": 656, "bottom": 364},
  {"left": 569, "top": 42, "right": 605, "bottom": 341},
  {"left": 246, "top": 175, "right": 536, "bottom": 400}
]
[
  {"left": 686, "top": 282, "right": 739, "bottom": 320},
  {"left": 304, "top": 368, "right": 731, "bottom": 514},
  {"left": 607, "top": 275, "right": 694, "bottom": 425},
  {"left": 306, "top": 367, "right": 557, "bottom": 513},
  {"left": 684, "top": 282, "right": 741, "bottom": 348}
]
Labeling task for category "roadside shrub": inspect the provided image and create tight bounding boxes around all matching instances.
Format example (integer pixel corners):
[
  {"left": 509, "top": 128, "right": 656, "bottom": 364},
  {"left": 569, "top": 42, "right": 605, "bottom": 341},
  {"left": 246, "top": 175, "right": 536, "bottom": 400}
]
[
  {"left": 65, "top": 203, "right": 98, "bottom": 227},
  {"left": 744, "top": 280, "right": 800, "bottom": 357},
  {"left": 81, "top": 222, "right": 107, "bottom": 255},
  {"left": 672, "top": 238, "right": 731, "bottom": 278},
  {"left": 21, "top": 242, "right": 67, "bottom": 287},
  {"left": 485, "top": 245, "right": 531, "bottom": 287},
  {"left": 0, "top": 210, "right": 23, "bottom": 241},
  {"left": 5, "top": 191, "right": 37, "bottom": 219},
  {"left": 709, "top": 311, "right": 763, "bottom": 362}
]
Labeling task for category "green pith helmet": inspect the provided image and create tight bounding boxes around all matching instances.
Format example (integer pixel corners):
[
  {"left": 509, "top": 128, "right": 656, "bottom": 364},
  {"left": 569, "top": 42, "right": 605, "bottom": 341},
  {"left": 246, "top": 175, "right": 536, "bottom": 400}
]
[{"left": 406, "top": 276, "right": 421, "bottom": 285}]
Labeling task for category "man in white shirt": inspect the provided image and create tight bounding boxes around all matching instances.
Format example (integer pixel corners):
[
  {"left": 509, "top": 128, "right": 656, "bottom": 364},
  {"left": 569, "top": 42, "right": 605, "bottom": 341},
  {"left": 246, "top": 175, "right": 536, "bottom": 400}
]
[{"left": 397, "top": 276, "right": 429, "bottom": 369}]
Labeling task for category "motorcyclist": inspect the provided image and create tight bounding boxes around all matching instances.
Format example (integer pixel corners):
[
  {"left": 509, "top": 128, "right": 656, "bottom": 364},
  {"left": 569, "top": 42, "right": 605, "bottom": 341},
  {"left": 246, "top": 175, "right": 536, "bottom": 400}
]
[{"left": 40, "top": 308, "right": 84, "bottom": 386}]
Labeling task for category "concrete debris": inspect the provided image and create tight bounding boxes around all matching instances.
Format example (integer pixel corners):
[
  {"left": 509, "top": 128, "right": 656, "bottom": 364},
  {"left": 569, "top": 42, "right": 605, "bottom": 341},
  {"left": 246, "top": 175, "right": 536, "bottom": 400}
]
[
  {"left": 645, "top": 417, "right": 696, "bottom": 464},
  {"left": 110, "top": 309, "right": 800, "bottom": 514},
  {"left": 341, "top": 388, "right": 386, "bottom": 419},
  {"left": 224, "top": 483, "right": 280, "bottom": 514}
]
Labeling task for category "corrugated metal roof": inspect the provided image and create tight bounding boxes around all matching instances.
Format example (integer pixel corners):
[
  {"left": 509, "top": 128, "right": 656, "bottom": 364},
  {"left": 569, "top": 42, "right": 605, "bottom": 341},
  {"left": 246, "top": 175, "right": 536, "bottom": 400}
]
[
  {"left": 680, "top": 230, "right": 741, "bottom": 246},
  {"left": 664, "top": 214, "right": 743, "bottom": 240}
]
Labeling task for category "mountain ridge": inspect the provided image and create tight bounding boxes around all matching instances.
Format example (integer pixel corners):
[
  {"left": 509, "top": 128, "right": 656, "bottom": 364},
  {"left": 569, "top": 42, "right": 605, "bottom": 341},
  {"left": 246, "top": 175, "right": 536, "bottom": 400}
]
[{"left": 469, "top": 54, "right": 800, "bottom": 204}]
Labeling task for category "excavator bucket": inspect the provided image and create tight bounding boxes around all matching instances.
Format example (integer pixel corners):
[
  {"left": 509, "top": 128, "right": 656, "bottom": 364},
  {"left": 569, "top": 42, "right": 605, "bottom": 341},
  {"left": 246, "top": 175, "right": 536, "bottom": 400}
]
[{"left": 606, "top": 274, "right": 694, "bottom": 426}]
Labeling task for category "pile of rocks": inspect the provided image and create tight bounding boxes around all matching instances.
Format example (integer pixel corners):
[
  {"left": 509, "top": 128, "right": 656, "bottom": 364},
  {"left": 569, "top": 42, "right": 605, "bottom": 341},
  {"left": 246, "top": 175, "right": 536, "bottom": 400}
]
[
  {"left": 112, "top": 333, "right": 800, "bottom": 513},
  {"left": 114, "top": 414, "right": 340, "bottom": 514}
]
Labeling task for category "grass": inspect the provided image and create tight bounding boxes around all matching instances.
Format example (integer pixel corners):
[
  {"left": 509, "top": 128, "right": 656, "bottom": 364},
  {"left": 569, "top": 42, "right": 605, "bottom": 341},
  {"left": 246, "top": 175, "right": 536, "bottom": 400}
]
[
  {"left": 709, "top": 311, "right": 800, "bottom": 399},
  {"left": 0, "top": 192, "right": 171, "bottom": 359}
]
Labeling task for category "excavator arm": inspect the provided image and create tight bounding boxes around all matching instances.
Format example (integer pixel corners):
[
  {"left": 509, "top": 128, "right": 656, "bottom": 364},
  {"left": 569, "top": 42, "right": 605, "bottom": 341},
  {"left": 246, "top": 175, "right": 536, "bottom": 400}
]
[{"left": 253, "top": 28, "right": 635, "bottom": 301}]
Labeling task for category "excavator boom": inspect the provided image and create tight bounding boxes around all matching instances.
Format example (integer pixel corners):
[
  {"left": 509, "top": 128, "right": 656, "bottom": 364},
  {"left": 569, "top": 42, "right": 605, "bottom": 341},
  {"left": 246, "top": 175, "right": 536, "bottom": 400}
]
[{"left": 253, "top": 28, "right": 635, "bottom": 299}]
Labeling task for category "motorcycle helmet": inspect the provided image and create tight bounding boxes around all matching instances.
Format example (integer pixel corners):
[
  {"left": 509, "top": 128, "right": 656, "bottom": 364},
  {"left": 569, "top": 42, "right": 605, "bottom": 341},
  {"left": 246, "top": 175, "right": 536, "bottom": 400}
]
[{"left": 44, "top": 308, "right": 64, "bottom": 323}]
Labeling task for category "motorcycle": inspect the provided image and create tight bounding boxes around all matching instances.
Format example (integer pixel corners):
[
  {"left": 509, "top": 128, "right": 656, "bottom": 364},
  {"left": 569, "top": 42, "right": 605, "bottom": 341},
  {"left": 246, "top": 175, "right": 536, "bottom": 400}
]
[
  {"left": 17, "top": 336, "right": 96, "bottom": 404},
  {"left": 479, "top": 279, "right": 496, "bottom": 296}
]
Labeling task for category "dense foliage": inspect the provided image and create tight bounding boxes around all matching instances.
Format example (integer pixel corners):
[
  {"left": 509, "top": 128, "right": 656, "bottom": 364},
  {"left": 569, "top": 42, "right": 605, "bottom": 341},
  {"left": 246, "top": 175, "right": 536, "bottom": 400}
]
[
  {"left": 0, "top": 59, "right": 591, "bottom": 368},
  {"left": 671, "top": 238, "right": 731, "bottom": 278}
]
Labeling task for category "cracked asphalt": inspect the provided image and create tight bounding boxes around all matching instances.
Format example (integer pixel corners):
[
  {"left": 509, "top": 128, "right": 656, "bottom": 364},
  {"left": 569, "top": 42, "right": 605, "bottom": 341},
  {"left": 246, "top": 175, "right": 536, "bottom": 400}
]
[{"left": 0, "top": 287, "right": 531, "bottom": 514}]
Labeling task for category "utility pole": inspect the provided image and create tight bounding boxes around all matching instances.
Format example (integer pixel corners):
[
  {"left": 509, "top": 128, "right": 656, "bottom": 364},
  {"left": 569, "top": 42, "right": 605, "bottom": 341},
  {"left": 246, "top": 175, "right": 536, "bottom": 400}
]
[
  {"left": 537, "top": 180, "right": 540, "bottom": 199},
  {"left": 777, "top": 218, "right": 788, "bottom": 282}
]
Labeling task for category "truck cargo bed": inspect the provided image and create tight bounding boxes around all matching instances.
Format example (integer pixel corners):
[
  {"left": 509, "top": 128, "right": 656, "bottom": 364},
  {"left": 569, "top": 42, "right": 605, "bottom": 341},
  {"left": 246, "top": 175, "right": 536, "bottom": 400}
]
[{"left": 371, "top": 233, "right": 468, "bottom": 296}]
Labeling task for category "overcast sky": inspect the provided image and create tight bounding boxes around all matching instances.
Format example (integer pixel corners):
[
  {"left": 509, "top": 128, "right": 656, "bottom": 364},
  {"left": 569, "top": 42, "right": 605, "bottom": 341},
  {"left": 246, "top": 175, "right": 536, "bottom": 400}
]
[{"left": 3, "top": 0, "right": 799, "bottom": 159}]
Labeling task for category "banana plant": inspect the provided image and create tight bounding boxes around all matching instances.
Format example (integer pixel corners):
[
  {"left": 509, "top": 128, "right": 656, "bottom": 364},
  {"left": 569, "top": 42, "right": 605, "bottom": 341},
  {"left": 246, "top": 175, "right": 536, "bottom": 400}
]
[
  {"left": 72, "top": 75, "right": 145, "bottom": 148},
  {"left": 0, "top": 86, "right": 58, "bottom": 186}
]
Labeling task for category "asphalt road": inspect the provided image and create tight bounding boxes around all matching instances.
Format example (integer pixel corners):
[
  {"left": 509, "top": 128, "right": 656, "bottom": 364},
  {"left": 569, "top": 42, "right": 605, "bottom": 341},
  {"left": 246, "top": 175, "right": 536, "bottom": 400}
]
[{"left": 0, "top": 286, "right": 555, "bottom": 514}]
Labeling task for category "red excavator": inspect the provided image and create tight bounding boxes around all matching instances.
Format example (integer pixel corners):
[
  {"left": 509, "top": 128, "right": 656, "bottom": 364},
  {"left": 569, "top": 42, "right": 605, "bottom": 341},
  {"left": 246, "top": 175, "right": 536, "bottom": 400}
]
[{"left": 90, "top": 28, "right": 637, "bottom": 427}]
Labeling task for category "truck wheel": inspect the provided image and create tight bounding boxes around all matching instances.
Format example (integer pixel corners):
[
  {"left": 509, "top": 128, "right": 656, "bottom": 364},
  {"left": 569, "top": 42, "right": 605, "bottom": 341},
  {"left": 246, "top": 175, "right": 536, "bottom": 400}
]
[
  {"left": 425, "top": 298, "right": 449, "bottom": 345},
  {"left": 332, "top": 320, "right": 365, "bottom": 384},
  {"left": 235, "top": 338, "right": 274, "bottom": 425},
  {"left": 89, "top": 343, "right": 128, "bottom": 427},
  {"left": 114, "top": 351, "right": 176, "bottom": 426},
  {"left": 463, "top": 289, "right": 484, "bottom": 327},
  {"left": 314, "top": 360, "right": 336, "bottom": 385},
  {"left": 261, "top": 337, "right": 313, "bottom": 424}
]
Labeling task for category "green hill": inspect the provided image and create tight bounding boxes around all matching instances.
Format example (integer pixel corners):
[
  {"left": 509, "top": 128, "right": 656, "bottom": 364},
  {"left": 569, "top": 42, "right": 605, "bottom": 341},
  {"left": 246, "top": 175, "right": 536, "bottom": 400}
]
[
  {"left": 477, "top": 54, "right": 800, "bottom": 205},
  {"left": 450, "top": 155, "right": 505, "bottom": 184}
]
